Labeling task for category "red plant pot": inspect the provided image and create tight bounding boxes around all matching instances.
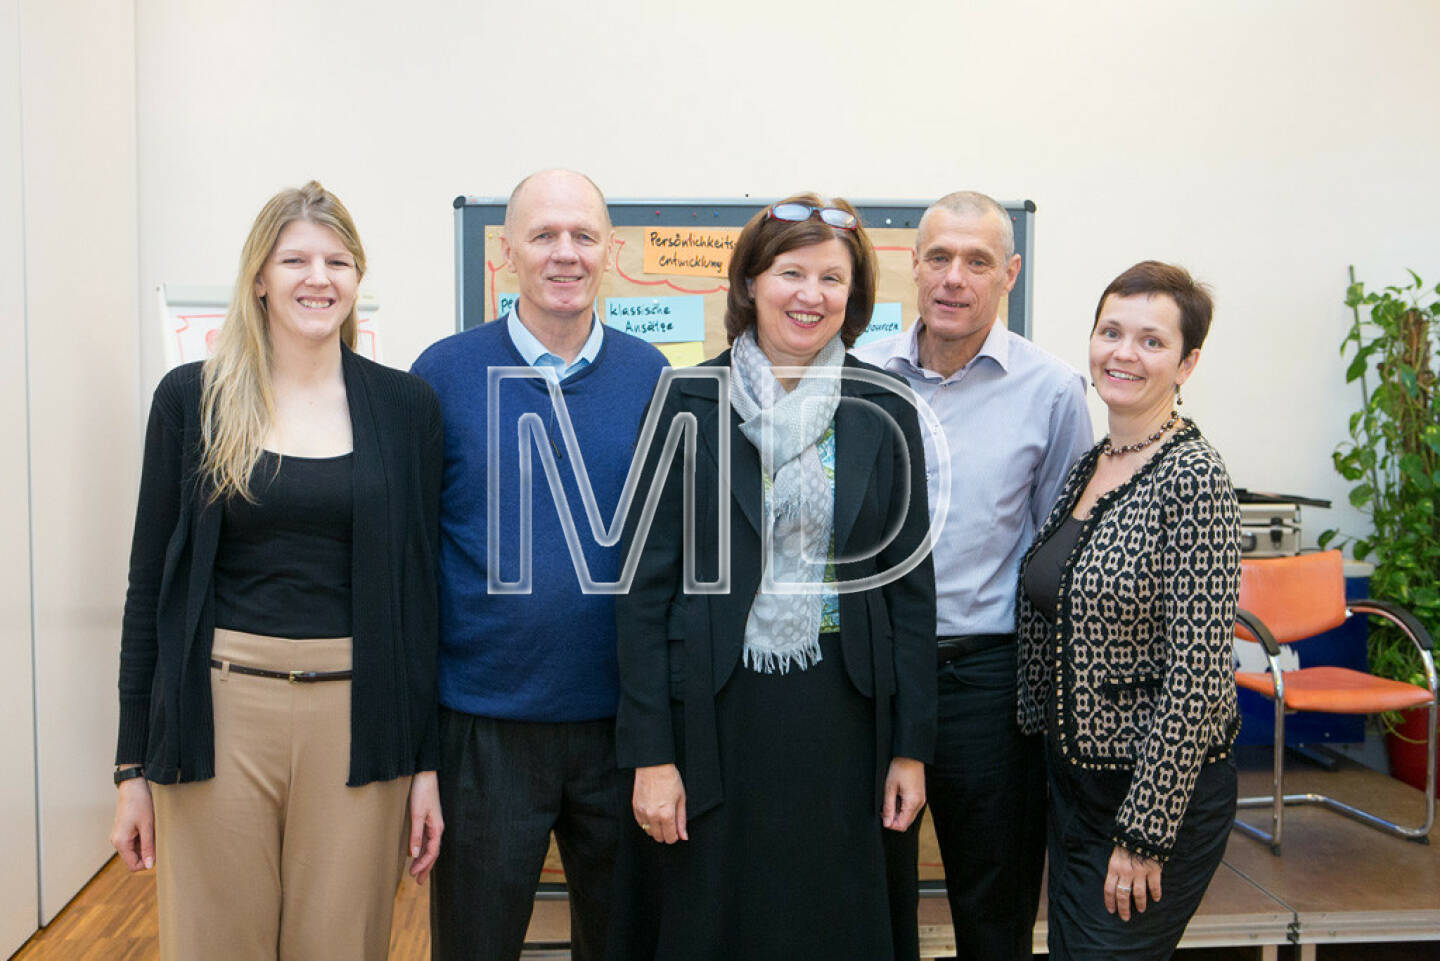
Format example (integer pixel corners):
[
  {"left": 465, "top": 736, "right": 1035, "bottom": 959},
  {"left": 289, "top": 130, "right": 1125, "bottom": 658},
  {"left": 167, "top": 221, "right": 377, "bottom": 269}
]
[{"left": 1385, "top": 707, "right": 1439, "bottom": 797}]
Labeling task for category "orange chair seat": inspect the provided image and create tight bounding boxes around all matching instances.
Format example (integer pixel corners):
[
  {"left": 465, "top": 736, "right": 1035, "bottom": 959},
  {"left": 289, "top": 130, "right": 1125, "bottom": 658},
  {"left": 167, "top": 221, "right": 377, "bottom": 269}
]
[{"left": 1235, "top": 665, "right": 1434, "bottom": 714}]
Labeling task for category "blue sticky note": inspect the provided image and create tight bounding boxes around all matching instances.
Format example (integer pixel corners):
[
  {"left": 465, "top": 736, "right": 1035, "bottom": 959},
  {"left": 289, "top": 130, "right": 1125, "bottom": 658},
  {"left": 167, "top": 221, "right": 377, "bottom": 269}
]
[
  {"left": 497, "top": 293, "right": 518, "bottom": 318},
  {"left": 855, "top": 303, "right": 904, "bottom": 347},
  {"left": 603, "top": 296, "right": 705, "bottom": 343}
]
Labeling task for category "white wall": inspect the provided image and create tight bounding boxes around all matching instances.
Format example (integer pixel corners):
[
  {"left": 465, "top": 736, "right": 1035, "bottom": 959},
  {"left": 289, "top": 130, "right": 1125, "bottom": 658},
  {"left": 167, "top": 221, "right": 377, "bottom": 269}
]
[
  {"left": 0, "top": 0, "right": 41, "bottom": 951},
  {"left": 20, "top": 0, "right": 139, "bottom": 924},
  {"left": 132, "top": 0, "right": 1440, "bottom": 548},
  {"left": 0, "top": 0, "right": 1426, "bottom": 940}
]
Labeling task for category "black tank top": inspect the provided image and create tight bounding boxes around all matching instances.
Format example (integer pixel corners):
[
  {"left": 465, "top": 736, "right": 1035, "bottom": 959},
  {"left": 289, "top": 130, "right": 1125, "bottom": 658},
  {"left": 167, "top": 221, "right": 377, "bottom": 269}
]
[
  {"left": 213, "top": 451, "right": 353, "bottom": 638},
  {"left": 1024, "top": 515, "right": 1084, "bottom": 623}
]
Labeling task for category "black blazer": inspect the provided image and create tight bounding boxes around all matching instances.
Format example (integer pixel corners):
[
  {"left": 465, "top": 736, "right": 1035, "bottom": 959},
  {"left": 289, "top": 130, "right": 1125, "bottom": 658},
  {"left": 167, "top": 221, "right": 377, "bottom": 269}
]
[
  {"left": 615, "top": 352, "right": 937, "bottom": 819},
  {"left": 115, "top": 347, "right": 443, "bottom": 786}
]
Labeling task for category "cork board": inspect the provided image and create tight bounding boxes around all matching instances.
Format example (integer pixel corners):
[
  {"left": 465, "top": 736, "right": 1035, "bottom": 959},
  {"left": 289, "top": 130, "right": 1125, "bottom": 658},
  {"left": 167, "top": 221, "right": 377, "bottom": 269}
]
[{"left": 454, "top": 199, "right": 1035, "bottom": 364}]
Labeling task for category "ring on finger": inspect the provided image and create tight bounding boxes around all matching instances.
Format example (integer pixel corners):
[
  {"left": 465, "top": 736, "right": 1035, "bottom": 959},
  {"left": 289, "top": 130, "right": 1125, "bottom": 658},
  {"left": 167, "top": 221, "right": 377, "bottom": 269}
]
[{"left": 640, "top": 823, "right": 650, "bottom": 831}]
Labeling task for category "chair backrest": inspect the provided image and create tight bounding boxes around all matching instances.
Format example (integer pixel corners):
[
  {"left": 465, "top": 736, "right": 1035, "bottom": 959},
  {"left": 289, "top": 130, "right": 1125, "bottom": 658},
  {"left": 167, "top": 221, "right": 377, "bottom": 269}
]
[{"left": 1235, "top": 550, "right": 1347, "bottom": 645}]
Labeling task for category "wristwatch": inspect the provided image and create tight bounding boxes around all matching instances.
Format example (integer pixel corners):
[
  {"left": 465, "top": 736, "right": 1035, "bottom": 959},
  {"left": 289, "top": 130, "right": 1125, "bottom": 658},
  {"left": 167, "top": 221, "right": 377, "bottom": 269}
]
[{"left": 113, "top": 766, "right": 146, "bottom": 786}]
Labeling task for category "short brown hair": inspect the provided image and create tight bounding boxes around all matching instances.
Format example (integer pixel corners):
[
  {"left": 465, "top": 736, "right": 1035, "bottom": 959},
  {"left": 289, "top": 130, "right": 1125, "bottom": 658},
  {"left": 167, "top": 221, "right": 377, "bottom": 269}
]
[
  {"left": 725, "top": 193, "right": 877, "bottom": 349},
  {"left": 1093, "top": 260, "right": 1214, "bottom": 357}
]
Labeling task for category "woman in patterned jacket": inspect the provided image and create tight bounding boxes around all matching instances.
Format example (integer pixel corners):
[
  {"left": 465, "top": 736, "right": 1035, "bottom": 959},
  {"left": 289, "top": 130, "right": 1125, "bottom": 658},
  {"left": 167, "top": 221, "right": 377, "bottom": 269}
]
[{"left": 1016, "top": 261, "right": 1241, "bottom": 960}]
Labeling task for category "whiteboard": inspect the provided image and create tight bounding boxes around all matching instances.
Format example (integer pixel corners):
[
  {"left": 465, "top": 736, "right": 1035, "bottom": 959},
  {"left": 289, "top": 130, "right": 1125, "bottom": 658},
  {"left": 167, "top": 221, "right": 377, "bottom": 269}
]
[
  {"left": 156, "top": 284, "right": 383, "bottom": 370},
  {"left": 452, "top": 198, "right": 1037, "bottom": 360}
]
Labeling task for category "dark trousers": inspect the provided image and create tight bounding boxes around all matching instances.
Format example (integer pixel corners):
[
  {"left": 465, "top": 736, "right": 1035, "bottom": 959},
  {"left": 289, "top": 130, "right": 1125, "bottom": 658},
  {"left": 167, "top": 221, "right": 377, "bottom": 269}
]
[
  {"left": 927, "top": 643, "right": 1047, "bottom": 961},
  {"left": 1045, "top": 754, "right": 1236, "bottom": 961},
  {"left": 883, "top": 814, "right": 923, "bottom": 961},
  {"left": 429, "top": 710, "right": 628, "bottom": 961}
]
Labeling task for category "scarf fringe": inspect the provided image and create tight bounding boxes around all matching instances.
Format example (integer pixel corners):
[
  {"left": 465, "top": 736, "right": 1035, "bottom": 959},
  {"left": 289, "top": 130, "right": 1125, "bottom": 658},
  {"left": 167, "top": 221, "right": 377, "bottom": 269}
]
[{"left": 743, "top": 639, "right": 824, "bottom": 675}]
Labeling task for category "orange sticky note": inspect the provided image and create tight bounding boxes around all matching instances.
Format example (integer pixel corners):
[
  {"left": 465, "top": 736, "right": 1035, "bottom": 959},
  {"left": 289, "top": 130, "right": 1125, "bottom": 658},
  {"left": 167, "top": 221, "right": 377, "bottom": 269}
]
[{"left": 642, "top": 228, "right": 740, "bottom": 278}]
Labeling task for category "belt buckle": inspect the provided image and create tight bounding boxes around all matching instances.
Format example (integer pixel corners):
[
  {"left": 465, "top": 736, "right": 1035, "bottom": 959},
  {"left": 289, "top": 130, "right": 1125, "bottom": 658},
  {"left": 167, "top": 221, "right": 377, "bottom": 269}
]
[{"left": 288, "top": 670, "right": 304, "bottom": 684}]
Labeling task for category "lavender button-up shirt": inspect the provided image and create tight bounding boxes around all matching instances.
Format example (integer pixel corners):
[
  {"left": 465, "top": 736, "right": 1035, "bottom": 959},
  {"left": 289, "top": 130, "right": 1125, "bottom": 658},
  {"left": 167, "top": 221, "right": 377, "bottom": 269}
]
[{"left": 855, "top": 320, "right": 1092, "bottom": 637}]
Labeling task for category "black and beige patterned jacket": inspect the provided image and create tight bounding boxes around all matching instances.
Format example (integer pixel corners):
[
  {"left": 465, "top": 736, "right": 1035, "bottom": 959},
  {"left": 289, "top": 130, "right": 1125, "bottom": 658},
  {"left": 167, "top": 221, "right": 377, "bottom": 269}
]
[{"left": 1017, "top": 421, "right": 1241, "bottom": 862}]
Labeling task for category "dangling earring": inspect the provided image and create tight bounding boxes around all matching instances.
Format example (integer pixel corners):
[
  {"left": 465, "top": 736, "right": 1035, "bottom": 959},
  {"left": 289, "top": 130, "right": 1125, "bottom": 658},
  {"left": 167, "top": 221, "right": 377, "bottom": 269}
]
[{"left": 1174, "top": 384, "right": 1184, "bottom": 407}]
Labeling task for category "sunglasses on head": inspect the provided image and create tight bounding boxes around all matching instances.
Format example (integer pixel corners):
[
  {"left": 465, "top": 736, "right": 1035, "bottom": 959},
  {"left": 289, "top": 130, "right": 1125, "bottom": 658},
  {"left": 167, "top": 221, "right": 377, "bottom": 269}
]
[{"left": 765, "top": 202, "right": 859, "bottom": 231}]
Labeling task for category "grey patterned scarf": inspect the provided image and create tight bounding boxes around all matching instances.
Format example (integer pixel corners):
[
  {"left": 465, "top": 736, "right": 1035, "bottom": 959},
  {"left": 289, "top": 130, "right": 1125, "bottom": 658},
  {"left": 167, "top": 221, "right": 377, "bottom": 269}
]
[{"left": 729, "top": 328, "right": 843, "bottom": 673}]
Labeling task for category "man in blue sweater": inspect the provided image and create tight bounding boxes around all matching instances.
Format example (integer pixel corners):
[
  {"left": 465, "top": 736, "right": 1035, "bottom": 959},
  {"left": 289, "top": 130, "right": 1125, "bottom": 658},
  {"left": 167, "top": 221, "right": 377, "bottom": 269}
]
[{"left": 413, "top": 169, "right": 668, "bottom": 961}]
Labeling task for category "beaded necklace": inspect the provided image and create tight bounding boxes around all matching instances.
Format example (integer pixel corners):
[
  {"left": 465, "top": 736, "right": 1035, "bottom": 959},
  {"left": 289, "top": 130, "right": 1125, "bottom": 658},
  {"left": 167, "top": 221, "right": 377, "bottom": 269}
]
[{"left": 1101, "top": 409, "right": 1179, "bottom": 457}]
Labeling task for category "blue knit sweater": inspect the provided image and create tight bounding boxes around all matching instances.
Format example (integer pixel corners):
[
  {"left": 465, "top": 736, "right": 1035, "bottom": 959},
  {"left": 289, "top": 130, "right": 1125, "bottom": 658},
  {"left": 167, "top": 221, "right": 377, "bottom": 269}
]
[{"left": 412, "top": 321, "right": 668, "bottom": 721}]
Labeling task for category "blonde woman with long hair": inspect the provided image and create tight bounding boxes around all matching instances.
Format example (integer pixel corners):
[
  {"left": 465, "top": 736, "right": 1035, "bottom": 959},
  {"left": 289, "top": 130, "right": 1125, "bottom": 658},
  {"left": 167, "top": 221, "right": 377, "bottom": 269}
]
[{"left": 110, "top": 181, "right": 444, "bottom": 960}]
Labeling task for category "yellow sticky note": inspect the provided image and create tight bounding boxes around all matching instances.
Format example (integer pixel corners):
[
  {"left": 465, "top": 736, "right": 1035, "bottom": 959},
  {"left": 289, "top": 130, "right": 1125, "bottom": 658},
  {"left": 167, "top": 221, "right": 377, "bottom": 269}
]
[
  {"left": 642, "top": 228, "right": 740, "bottom": 278},
  {"left": 658, "top": 341, "right": 706, "bottom": 367}
]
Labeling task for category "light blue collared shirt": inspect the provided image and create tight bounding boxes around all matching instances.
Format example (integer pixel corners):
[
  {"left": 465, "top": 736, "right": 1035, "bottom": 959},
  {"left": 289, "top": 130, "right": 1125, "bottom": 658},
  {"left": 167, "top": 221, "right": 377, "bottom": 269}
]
[
  {"left": 506, "top": 307, "right": 604, "bottom": 379},
  {"left": 854, "top": 320, "right": 1093, "bottom": 636}
]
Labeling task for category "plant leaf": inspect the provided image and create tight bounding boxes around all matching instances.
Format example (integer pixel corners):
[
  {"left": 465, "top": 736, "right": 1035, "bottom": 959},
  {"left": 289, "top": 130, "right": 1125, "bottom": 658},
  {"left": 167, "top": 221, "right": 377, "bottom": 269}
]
[
  {"left": 1345, "top": 353, "right": 1369, "bottom": 383},
  {"left": 1400, "top": 453, "right": 1429, "bottom": 486}
]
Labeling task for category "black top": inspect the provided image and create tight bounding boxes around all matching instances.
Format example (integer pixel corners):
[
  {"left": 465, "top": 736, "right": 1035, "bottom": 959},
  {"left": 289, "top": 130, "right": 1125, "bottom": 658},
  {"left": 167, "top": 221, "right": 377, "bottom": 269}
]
[
  {"left": 1023, "top": 514, "right": 1084, "bottom": 622},
  {"left": 116, "top": 349, "right": 444, "bottom": 786},
  {"left": 215, "top": 451, "right": 354, "bottom": 639}
]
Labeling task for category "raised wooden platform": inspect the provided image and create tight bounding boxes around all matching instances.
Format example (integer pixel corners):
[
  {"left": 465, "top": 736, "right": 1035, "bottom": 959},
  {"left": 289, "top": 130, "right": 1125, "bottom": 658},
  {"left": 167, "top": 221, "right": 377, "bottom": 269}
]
[
  {"left": 514, "top": 759, "right": 1440, "bottom": 960},
  {"left": 913, "top": 859, "right": 1299, "bottom": 959},
  {"left": 12, "top": 760, "right": 1437, "bottom": 960},
  {"left": 913, "top": 760, "right": 1440, "bottom": 959},
  {"left": 1225, "top": 763, "right": 1440, "bottom": 954}
]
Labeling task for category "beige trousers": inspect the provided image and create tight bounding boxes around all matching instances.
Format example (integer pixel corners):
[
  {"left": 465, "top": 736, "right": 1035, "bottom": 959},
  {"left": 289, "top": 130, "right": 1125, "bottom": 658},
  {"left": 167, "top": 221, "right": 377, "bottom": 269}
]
[{"left": 151, "top": 629, "right": 411, "bottom": 961}]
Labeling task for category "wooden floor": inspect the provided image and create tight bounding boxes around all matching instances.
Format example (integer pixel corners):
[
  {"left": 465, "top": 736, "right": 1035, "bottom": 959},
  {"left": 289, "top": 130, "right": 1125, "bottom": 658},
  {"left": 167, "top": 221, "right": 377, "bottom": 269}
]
[{"left": 12, "top": 760, "right": 1439, "bottom": 959}]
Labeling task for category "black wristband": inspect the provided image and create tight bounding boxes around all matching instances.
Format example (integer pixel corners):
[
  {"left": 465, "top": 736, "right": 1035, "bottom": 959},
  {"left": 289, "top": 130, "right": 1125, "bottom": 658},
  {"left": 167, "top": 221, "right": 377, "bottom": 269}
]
[{"left": 113, "top": 766, "right": 146, "bottom": 786}]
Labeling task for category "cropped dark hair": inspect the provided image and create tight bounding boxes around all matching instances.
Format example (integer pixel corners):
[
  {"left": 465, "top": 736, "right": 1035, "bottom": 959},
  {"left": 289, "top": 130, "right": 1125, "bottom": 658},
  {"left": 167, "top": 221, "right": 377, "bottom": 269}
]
[
  {"left": 724, "top": 193, "right": 877, "bottom": 349},
  {"left": 1093, "top": 260, "right": 1214, "bottom": 357}
]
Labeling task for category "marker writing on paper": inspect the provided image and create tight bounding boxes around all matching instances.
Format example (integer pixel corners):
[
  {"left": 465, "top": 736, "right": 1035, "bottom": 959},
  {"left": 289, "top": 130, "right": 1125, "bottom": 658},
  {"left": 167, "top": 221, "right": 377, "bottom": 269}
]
[
  {"left": 655, "top": 253, "right": 725, "bottom": 272},
  {"left": 609, "top": 302, "right": 674, "bottom": 318},
  {"left": 647, "top": 231, "right": 736, "bottom": 252}
]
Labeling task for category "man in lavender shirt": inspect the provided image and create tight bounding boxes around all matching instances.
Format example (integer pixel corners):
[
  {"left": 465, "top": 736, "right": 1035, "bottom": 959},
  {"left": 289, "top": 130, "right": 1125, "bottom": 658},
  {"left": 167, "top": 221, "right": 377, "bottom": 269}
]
[{"left": 855, "top": 191, "right": 1092, "bottom": 960}]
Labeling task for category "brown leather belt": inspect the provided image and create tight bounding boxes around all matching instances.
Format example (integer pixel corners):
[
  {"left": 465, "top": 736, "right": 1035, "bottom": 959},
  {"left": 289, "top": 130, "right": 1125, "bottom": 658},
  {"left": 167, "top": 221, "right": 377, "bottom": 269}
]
[
  {"left": 937, "top": 633, "right": 1017, "bottom": 665},
  {"left": 210, "top": 658, "right": 352, "bottom": 683}
]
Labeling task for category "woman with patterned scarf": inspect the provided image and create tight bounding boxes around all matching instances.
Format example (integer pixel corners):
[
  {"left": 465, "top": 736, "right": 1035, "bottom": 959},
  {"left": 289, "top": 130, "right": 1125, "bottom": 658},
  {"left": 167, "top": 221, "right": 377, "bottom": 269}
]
[{"left": 608, "top": 195, "right": 937, "bottom": 961}]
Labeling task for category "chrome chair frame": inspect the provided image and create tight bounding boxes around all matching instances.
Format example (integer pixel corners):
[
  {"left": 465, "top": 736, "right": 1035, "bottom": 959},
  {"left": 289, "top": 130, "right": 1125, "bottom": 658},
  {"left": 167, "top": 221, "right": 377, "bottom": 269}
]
[{"left": 1233, "top": 600, "right": 1437, "bottom": 854}]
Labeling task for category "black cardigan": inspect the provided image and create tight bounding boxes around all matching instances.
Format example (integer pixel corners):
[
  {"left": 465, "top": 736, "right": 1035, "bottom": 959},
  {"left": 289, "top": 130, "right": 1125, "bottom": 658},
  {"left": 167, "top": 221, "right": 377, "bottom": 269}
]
[
  {"left": 615, "top": 353, "right": 937, "bottom": 819},
  {"left": 115, "top": 348, "right": 443, "bottom": 786}
]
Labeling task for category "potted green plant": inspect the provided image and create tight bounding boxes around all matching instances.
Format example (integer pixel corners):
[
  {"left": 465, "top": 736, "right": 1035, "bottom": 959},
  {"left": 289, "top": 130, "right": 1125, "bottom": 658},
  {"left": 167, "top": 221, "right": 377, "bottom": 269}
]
[{"left": 1319, "top": 267, "right": 1440, "bottom": 792}]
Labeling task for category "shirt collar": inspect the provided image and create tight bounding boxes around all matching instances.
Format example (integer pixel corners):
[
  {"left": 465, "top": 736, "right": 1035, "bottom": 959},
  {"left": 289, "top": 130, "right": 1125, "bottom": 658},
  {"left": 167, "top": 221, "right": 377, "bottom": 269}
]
[
  {"left": 505, "top": 306, "right": 604, "bottom": 378},
  {"left": 972, "top": 318, "right": 1012, "bottom": 371},
  {"left": 886, "top": 316, "right": 1011, "bottom": 380}
]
